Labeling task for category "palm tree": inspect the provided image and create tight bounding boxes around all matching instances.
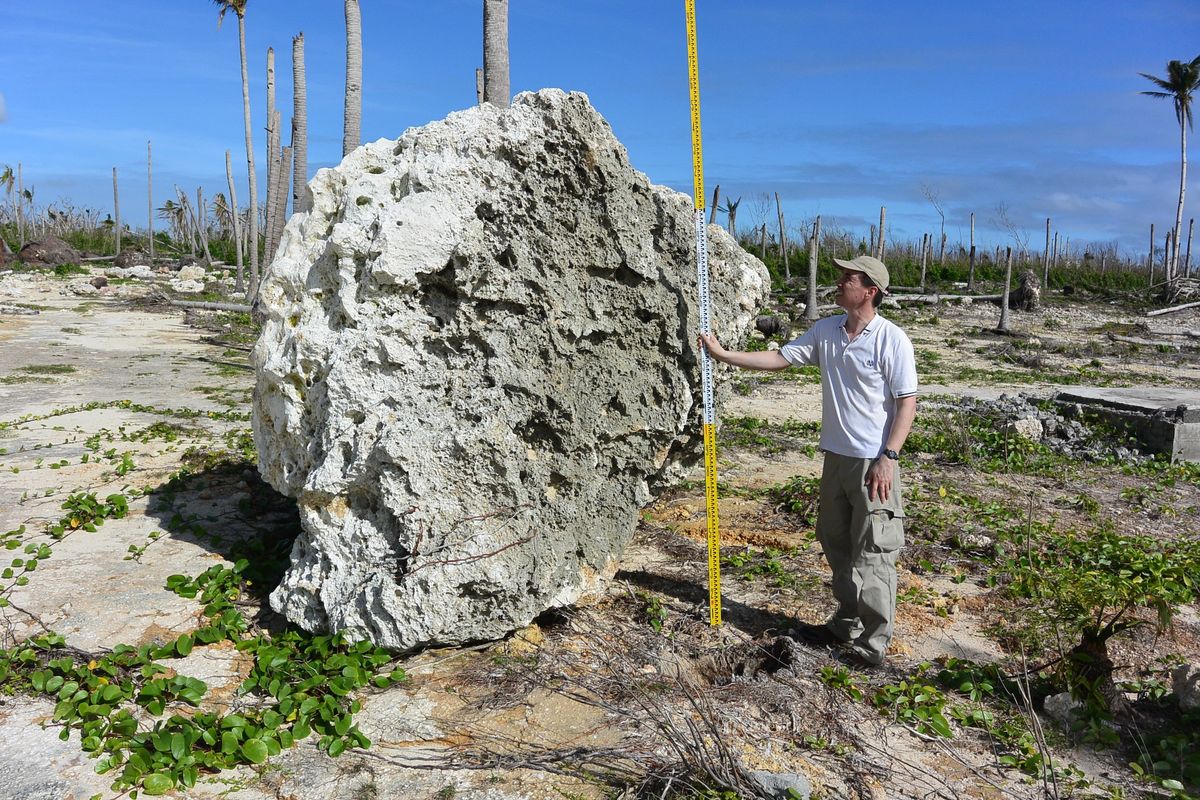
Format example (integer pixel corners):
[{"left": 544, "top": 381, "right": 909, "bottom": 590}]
[
  {"left": 343, "top": 0, "right": 362, "bottom": 157},
  {"left": 214, "top": 0, "right": 259, "bottom": 295},
  {"left": 0, "top": 165, "right": 13, "bottom": 224},
  {"left": 483, "top": 0, "right": 510, "bottom": 107},
  {"left": 1141, "top": 55, "right": 1200, "bottom": 288}
]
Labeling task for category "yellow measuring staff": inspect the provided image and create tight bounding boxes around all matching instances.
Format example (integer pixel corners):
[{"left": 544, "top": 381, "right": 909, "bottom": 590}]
[{"left": 685, "top": 0, "right": 722, "bottom": 626}]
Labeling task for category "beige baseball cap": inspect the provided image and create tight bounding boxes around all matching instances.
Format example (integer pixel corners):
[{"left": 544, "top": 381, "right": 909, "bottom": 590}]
[{"left": 832, "top": 255, "right": 890, "bottom": 294}]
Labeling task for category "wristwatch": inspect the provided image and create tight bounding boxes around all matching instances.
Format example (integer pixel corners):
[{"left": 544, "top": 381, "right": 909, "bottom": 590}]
[{"left": 883, "top": 449, "right": 899, "bottom": 460}]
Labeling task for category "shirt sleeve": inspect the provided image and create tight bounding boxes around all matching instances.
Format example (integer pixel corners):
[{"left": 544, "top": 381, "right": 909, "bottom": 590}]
[
  {"left": 779, "top": 322, "right": 820, "bottom": 367},
  {"left": 883, "top": 331, "right": 918, "bottom": 398}
]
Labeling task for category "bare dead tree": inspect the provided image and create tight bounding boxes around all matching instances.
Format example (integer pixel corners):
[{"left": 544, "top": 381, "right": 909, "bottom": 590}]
[
  {"left": 775, "top": 191, "right": 789, "bottom": 281},
  {"left": 993, "top": 202, "right": 1030, "bottom": 259},
  {"left": 1186, "top": 217, "right": 1195, "bottom": 277},
  {"left": 709, "top": 185, "right": 720, "bottom": 225},
  {"left": 1042, "top": 217, "right": 1051, "bottom": 286},
  {"left": 921, "top": 183, "right": 946, "bottom": 264},
  {"left": 924, "top": 233, "right": 935, "bottom": 289},
  {"left": 1148, "top": 222, "right": 1156, "bottom": 281}
]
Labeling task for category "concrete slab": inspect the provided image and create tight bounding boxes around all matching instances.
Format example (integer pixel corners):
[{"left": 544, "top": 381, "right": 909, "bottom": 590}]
[{"left": 1055, "top": 386, "right": 1200, "bottom": 462}]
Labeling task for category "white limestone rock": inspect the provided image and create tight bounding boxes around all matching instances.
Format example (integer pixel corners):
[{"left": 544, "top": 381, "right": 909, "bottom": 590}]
[
  {"left": 176, "top": 265, "right": 207, "bottom": 282},
  {"left": 169, "top": 279, "right": 206, "bottom": 294},
  {"left": 252, "top": 89, "right": 768, "bottom": 650},
  {"left": 1173, "top": 663, "right": 1200, "bottom": 711}
]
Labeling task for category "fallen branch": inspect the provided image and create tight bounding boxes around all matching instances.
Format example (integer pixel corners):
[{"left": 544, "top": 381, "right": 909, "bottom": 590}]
[
  {"left": 1106, "top": 332, "right": 1184, "bottom": 350},
  {"left": 168, "top": 299, "right": 252, "bottom": 313},
  {"left": 1146, "top": 299, "right": 1200, "bottom": 317}
]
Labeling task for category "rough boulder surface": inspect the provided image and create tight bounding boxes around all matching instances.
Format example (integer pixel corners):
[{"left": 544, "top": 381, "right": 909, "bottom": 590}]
[
  {"left": 16, "top": 236, "right": 81, "bottom": 267},
  {"left": 253, "top": 89, "right": 768, "bottom": 650}
]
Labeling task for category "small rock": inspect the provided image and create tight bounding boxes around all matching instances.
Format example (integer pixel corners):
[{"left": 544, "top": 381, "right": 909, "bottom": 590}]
[
  {"left": 176, "top": 265, "right": 207, "bottom": 282},
  {"left": 90, "top": 276, "right": 108, "bottom": 289},
  {"left": 1004, "top": 416, "right": 1043, "bottom": 441},
  {"left": 747, "top": 769, "right": 811, "bottom": 800},
  {"left": 495, "top": 624, "right": 544, "bottom": 658},
  {"left": 69, "top": 282, "right": 98, "bottom": 296},
  {"left": 1042, "top": 691, "right": 1084, "bottom": 731},
  {"left": 170, "top": 279, "right": 205, "bottom": 294},
  {"left": 955, "top": 531, "right": 993, "bottom": 551},
  {"left": 1172, "top": 664, "right": 1200, "bottom": 711},
  {"left": 113, "top": 249, "right": 148, "bottom": 268},
  {"left": 755, "top": 315, "right": 789, "bottom": 338}
]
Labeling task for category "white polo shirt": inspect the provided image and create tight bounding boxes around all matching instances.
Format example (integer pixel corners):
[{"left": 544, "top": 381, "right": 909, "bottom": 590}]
[{"left": 779, "top": 313, "right": 917, "bottom": 459}]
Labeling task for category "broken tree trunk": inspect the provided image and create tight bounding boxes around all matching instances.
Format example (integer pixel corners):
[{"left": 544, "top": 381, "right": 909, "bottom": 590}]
[
  {"left": 775, "top": 191, "right": 789, "bottom": 282},
  {"left": 997, "top": 247, "right": 1013, "bottom": 333},
  {"left": 876, "top": 205, "right": 886, "bottom": 260},
  {"left": 967, "top": 212, "right": 976, "bottom": 291},
  {"left": 806, "top": 216, "right": 820, "bottom": 322}
]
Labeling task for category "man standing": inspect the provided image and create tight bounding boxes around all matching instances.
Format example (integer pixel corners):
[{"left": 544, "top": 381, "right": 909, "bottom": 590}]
[{"left": 698, "top": 255, "right": 917, "bottom": 667}]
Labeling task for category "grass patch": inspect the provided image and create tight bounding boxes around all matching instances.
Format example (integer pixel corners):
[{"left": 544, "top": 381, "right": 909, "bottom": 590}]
[
  {"left": 0, "top": 375, "right": 55, "bottom": 385},
  {"left": 53, "top": 264, "right": 89, "bottom": 277},
  {"left": 719, "top": 416, "right": 820, "bottom": 454},
  {"left": 17, "top": 364, "right": 76, "bottom": 375}
]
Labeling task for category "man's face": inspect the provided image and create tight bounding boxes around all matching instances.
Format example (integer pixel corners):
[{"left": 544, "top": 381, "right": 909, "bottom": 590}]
[{"left": 835, "top": 268, "right": 875, "bottom": 309}]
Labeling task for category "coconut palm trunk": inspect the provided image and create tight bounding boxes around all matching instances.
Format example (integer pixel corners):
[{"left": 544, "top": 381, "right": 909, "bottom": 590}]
[
  {"left": 265, "top": 46, "right": 278, "bottom": 259},
  {"left": 483, "top": 0, "right": 510, "bottom": 107},
  {"left": 292, "top": 33, "right": 311, "bottom": 213},
  {"left": 343, "top": 0, "right": 362, "bottom": 156},
  {"left": 805, "top": 216, "right": 820, "bottom": 322},
  {"left": 16, "top": 163, "right": 23, "bottom": 250},
  {"left": 214, "top": 1, "right": 260, "bottom": 296},
  {"left": 112, "top": 167, "right": 121, "bottom": 254},
  {"left": 147, "top": 141, "right": 154, "bottom": 260},
  {"left": 1141, "top": 56, "right": 1200, "bottom": 292},
  {"left": 226, "top": 150, "right": 244, "bottom": 293},
  {"left": 876, "top": 206, "right": 886, "bottom": 260}
]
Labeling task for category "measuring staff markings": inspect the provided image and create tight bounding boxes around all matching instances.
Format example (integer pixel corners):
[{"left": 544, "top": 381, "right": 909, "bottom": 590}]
[{"left": 685, "top": 0, "right": 723, "bottom": 626}]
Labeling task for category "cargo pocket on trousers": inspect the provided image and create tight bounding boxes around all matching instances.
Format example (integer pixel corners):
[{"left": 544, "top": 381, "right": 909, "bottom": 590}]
[{"left": 867, "top": 509, "right": 905, "bottom": 554}]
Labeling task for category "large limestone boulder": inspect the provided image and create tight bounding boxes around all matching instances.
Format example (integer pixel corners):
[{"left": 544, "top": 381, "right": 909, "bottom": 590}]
[
  {"left": 253, "top": 89, "right": 769, "bottom": 650},
  {"left": 17, "top": 236, "right": 81, "bottom": 268}
]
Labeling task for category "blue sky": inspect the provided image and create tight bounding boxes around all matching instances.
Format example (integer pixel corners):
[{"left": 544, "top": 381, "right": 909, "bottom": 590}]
[{"left": 1, "top": 1, "right": 1198, "bottom": 259}]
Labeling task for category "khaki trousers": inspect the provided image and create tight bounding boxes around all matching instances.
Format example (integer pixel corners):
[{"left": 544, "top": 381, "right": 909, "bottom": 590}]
[{"left": 817, "top": 451, "right": 905, "bottom": 664}]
